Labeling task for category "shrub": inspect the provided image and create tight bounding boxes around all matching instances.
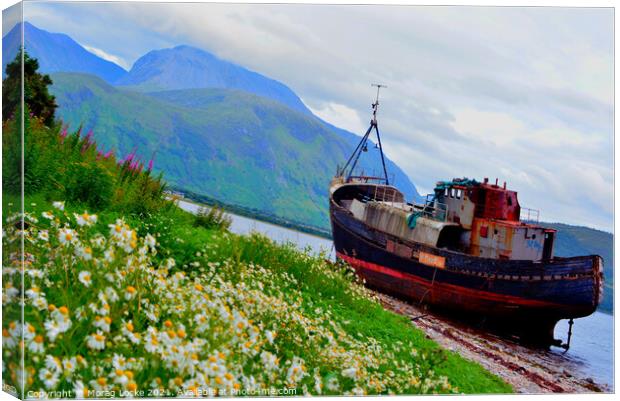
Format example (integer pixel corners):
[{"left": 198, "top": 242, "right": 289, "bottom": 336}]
[
  {"left": 64, "top": 161, "right": 114, "bottom": 210},
  {"left": 193, "top": 205, "right": 232, "bottom": 231},
  {"left": 2, "top": 111, "right": 169, "bottom": 215}
]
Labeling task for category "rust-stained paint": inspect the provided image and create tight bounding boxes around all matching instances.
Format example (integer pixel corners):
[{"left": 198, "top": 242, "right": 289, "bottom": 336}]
[
  {"left": 419, "top": 251, "right": 446, "bottom": 268},
  {"left": 467, "top": 183, "right": 521, "bottom": 222},
  {"left": 387, "top": 239, "right": 413, "bottom": 258}
]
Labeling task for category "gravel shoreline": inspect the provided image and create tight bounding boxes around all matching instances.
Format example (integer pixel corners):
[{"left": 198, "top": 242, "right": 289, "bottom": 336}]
[{"left": 376, "top": 293, "right": 610, "bottom": 393}]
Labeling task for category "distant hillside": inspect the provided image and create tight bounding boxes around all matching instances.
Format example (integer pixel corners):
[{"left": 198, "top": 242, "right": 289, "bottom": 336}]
[
  {"left": 50, "top": 72, "right": 419, "bottom": 230},
  {"left": 115, "top": 45, "right": 310, "bottom": 114},
  {"left": 2, "top": 23, "right": 422, "bottom": 203},
  {"left": 2, "top": 22, "right": 126, "bottom": 82},
  {"left": 545, "top": 222, "right": 613, "bottom": 314}
]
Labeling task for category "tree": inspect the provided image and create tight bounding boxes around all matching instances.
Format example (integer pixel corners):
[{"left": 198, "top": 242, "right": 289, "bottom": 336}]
[{"left": 2, "top": 49, "right": 57, "bottom": 126}]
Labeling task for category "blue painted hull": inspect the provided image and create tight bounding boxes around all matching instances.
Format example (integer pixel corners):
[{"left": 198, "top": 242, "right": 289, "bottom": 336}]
[{"left": 329, "top": 184, "right": 603, "bottom": 344}]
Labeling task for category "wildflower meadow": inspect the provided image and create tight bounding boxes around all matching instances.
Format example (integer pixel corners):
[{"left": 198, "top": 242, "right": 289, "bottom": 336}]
[{"left": 3, "top": 199, "right": 459, "bottom": 397}]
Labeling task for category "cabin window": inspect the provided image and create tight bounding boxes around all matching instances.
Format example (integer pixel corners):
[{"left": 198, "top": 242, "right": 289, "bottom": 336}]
[
  {"left": 456, "top": 189, "right": 462, "bottom": 199},
  {"left": 507, "top": 196, "right": 513, "bottom": 206},
  {"left": 450, "top": 188, "right": 456, "bottom": 198},
  {"left": 480, "top": 226, "right": 488, "bottom": 238},
  {"left": 445, "top": 188, "right": 449, "bottom": 197}
]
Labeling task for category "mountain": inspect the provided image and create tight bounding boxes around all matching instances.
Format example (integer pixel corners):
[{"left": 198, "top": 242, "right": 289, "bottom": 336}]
[
  {"left": 115, "top": 44, "right": 421, "bottom": 202},
  {"left": 2, "top": 22, "right": 126, "bottom": 82},
  {"left": 1, "top": 24, "right": 421, "bottom": 201},
  {"left": 50, "top": 72, "right": 415, "bottom": 230},
  {"left": 543, "top": 222, "right": 613, "bottom": 314},
  {"left": 115, "top": 45, "right": 309, "bottom": 114}
]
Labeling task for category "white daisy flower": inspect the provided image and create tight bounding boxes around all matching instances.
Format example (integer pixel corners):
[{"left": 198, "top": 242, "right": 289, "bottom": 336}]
[
  {"left": 90, "top": 234, "right": 106, "bottom": 249},
  {"left": 286, "top": 357, "right": 307, "bottom": 385},
  {"left": 144, "top": 234, "right": 156, "bottom": 250},
  {"left": 76, "top": 246, "right": 93, "bottom": 261},
  {"left": 265, "top": 330, "right": 276, "bottom": 344},
  {"left": 260, "top": 351, "right": 279, "bottom": 372},
  {"left": 124, "top": 286, "right": 137, "bottom": 300},
  {"left": 112, "top": 354, "right": 129, "bottom": 371},
  {"left": 79, "top": 271, "right": 92, "bottom": 287},
  {"left": 44, "top": 319, "right": 63, "bottom": 342},
  {"left": 37, "top": 230, "right": 49, "bottom": 242},
  {"left": 86, "top": 331, "right": 106, "bottom": 350},
  {"left": 104, "top": 248, "right": 115, "bottom": 263},
  {"left": 104, "top": 287, "right": 119, "bottom": 303},
  {"left": 93, "top": 316, "right": 112, "bottom": 333},
  {"left": 24, "top": 323, "right": 36, "bottom": 341},
  {"left": 25, "top": 286, "right": 41, "bottom": 299},
  {"left": 33, "top": 296, "right": 48, "bottom": 311},
  {"left": 39, "top": 368, "right": 60, "bottom": 389},
  {"left": 27, "top": 335, "right": 45, "bottom": 354},
  {"left": 58, "top": 228, "right": 77, "bottom": 246},
  {"left": 61, "top": 357, "right": 77, "bottom": 376},
  {"left": 2, "top": 327, "right": 16, "bottom": 349},
  {"left": 73, "top": 381, "right": 89, "bottom": 399},
  {"left": 45, "top": 307, "right": 72, "bottom": 341},
  {"left": 75, "top": 211, "right": 96, "bottom": 227},
  {"left": 52, "top": 201, "right": 65, "bottom": 211},
  {"left": 341, "top": 367, "right": 358, "bottom": 380},
  {"left": 45, "top": 355, "right": 62, "bottom": 372},
  {"left": 41, "top": 211, "right": 54, "bottom": 220}
]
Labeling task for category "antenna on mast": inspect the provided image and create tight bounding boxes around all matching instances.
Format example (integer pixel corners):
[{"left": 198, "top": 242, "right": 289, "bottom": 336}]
[
  {"left": 339, "top": 84, "right": 390, "bottom": 185},
  {"left": 371, "top": 83, "right": 386, "bottom": 125}
]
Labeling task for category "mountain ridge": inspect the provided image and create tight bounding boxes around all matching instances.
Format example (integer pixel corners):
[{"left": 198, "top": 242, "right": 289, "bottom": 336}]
[
  {"left": 2, "top": 22, "right": 126, "bottom": 82},
  {"left": 115, "top": 44, "right": 311, "bottom": 115}
]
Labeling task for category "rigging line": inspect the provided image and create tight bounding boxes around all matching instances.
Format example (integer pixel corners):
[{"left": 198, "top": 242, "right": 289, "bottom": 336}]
[
  {"left": 374, "top": 123, "right": 389, "bottom": 185},
  {"left": 418, "top": 266, "right": 439, "bottom": 306},
  {"left": 342, "top": 124, "right": 373, "bottom": 176}
]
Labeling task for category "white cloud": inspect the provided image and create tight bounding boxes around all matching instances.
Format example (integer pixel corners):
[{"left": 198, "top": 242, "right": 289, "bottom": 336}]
[
  {"left": 306, "top": 101, "right": 366, "bottom": 135},
  {"left": 22, "top": 2, "right": 614, "bottom": 231},
  {"left": 82, "top": 44, "right": 129, "bottom": 70}
]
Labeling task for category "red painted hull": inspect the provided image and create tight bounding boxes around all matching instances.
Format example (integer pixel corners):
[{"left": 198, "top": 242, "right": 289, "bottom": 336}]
[{"left": 338, "top": 252, "right": 572, "bottom": 313}]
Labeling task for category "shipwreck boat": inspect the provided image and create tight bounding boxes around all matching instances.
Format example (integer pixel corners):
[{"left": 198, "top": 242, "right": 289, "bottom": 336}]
[{"left": 329, "top": 87, "right": 604, "bottom": 347}]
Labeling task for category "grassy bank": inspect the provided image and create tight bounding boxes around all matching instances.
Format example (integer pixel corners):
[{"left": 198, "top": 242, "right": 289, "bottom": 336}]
[
  {"left": 2, "top": 106, "right": 511, "bottom": 396},
  {"left": 3, "top": 191, "right": 511, "bottom": 396}
]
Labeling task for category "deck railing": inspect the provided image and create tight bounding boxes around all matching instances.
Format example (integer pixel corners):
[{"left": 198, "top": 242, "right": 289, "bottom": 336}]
[
  {"left": 421, "top": 194, "right": 448, "bottom": 222},
  {"left": 343, "top": 166, "right": 395, "bottom": 185},
  {"left": 520, "top": 207, "right": 540, "bottom": 223},
  {"left": 371, "top": 185, "right": 403, "bottom": 204}
]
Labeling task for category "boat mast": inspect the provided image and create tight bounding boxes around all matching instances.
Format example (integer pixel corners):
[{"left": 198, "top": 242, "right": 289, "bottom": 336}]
[{"left": 340, "top": 84, "right": 390, "bottom": 185}]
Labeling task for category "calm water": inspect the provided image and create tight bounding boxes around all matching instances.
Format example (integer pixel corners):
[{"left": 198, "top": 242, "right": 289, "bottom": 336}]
[
  {"left": 178, "top": 199, "right": 614, "bottom": 390},
  {"left": 177, "top": 200, "right": 334, "bottom": 257},
  {"left": 553, "top": 312, "right": 614, "bottom": 390}
]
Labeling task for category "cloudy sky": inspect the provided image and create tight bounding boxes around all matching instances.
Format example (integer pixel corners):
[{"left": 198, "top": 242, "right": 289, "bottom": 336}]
[{"left": 10, "top": 1, "right": 614, "bottom": 231}]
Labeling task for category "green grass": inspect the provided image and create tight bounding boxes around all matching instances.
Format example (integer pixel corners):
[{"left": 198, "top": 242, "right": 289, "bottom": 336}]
[{"left": 4, "top": 191, "right": 512, "bottom": 395}]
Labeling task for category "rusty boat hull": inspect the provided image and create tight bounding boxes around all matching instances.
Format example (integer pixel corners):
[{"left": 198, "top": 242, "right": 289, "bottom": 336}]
[{"left": 330, "top": 183, "right": 604, "bottom": 345}]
